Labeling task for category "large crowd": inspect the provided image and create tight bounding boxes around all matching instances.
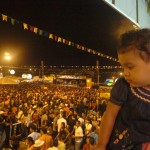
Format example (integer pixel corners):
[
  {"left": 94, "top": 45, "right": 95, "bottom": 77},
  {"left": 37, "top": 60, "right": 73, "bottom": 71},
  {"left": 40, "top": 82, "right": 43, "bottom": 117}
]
[{"left": 0, "top": 82, "right": 110, "bottom": 150}]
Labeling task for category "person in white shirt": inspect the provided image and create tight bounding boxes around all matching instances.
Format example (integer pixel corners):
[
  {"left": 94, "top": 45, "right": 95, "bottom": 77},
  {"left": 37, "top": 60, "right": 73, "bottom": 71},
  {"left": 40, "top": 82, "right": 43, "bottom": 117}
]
[
  {"left": 28, "top": 123, "right": 41, "bottom": 141},
  {"left": 57, "top": 113, "right": 67, "bottom": 132},
  {"left": 77, "top": 114, "right": 84, "bottom": 127},
  {"left": 85, "top": 118, "right": 92, "bottom": 135},
  {"left": 72, "top": 120, "right": 84, "bottom": 150},
  {"left": 16, "top": 107, "right": 23, "bottom": 122}
]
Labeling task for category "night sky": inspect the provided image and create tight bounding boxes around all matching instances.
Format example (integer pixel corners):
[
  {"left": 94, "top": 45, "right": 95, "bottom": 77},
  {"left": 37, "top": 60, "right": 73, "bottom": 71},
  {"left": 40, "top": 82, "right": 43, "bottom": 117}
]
[{"left": 0, "top": 0, "right": 137, "bottom": 66}]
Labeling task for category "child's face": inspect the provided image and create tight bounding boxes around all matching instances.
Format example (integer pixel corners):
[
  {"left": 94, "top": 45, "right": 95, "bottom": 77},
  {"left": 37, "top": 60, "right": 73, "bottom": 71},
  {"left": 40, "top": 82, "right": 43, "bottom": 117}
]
[{"left": 118, "top": 48, "right": 150, "bottom": 87}]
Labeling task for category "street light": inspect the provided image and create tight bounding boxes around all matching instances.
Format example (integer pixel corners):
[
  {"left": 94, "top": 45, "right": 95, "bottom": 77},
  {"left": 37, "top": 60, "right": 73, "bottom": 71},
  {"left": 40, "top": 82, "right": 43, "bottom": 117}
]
[
  {"left": 119, "top": 72, "right": 123, "bottom": 76},
  {"left": 4, "top": 52, "right": 11, "bottom": 61},
  {"left": 3, "top": 52, "right": 12, "bottom": 77}
]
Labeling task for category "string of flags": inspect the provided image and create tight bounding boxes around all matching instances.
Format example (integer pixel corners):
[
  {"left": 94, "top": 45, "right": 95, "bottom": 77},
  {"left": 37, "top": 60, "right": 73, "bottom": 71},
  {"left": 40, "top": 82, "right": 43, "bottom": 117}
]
[
  {"left": 4, "top": 65, "right": 122, "bottom": 69},
  {"left": 1, "top": 13, "right": 118, "bottom": 62},
  {"left": 1, "top": 65, "right": 122, "bottom": 69},
  {"left": 47, "top": 65, "right": 122, "bottom": 69}
]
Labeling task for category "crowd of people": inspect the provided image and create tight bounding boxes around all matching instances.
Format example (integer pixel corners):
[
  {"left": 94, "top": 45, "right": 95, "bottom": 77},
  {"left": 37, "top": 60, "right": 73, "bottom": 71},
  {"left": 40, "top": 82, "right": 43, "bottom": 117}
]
[{"left": 0, "top": 82, "right": 110, "bottom": 150}]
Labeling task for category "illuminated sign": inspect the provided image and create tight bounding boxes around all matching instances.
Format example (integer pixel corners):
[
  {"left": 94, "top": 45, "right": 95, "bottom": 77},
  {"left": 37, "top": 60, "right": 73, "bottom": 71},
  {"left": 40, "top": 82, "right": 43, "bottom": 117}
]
[
  {"left": 22, "top": 74, "right": 32, "bottom": 79},
  {"left": 105, "top": 79, "right": 113, "bottom": 86}
]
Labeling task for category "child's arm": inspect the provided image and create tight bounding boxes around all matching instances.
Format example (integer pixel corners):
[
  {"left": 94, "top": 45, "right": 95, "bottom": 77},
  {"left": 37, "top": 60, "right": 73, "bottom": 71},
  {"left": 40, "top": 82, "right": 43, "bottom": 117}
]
[{"left": 96, "top": 102, "right": 121, "bottom": 150}]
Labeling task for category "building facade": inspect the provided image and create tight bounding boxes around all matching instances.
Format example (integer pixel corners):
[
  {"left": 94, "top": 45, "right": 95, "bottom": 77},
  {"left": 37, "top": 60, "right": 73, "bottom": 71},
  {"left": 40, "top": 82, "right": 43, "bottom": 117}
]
[{"left": 105, "top": 0, "right": 150, "bottom": 28}]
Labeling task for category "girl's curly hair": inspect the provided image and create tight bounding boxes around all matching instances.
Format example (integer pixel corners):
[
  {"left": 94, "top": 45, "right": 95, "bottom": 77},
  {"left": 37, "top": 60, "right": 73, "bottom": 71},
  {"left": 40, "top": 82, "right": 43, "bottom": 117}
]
[{"left": 118, "top": 28, "right": 150, "bottom": 60}]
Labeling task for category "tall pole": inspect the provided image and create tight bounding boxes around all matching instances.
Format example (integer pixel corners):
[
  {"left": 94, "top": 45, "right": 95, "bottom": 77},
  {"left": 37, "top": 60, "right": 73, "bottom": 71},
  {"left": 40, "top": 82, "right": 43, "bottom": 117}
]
[
  {"left": 96, "top": 60, "right": 100, "bottom": 85},
  {"left": 41, "top": 60, "right": 44, "bottom": 79}
]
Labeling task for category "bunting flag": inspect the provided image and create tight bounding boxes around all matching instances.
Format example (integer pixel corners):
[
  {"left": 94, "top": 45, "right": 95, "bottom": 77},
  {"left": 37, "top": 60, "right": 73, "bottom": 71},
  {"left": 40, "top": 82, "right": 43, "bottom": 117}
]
[
  {"left": 29, "top": 26, "right": 34, "bottom": 32},
  {"left": 23, "top": 23, "right": 28, "bottom": 30},
  {"left": 63, "top": 39, "right": 66, "bottom": 43},
  {"left": 71, "top": 42, "right": 74, "bottom": 46},
  {"left": 2, "top": 14, "right": 7, "bottom": 21},
  {"left": 88, "top": 49, "right": 91, "bottom": 53},
  {"left": 34, "top": 27, "right": 38, "bottom": 34},
  {"left": 11, "top": 18, "right": 15, "bottom": 25},
  {"left": 44, "top": 32, "right": 49, "bottom": 37},
  {"left": 39, "top": 29, "right": 43, "bottom": 35},
  {"left": 49, "top": 33, "right": 53, "bottom": 39},
  {"left": 54, "top": 35, "right": 58, "bottom": 41},
  {"left": 0, "top": 13, "right": 118, "bottom": 62},
  {"left": 58, "top": 37, "right": 62, "bottom": 42},
  {"left": 68, "top": 41, "right": 71, "bottom": 46}
]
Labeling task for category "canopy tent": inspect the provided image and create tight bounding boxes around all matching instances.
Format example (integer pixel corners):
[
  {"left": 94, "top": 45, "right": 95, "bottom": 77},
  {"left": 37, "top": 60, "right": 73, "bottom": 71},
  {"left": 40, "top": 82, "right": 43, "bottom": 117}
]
[{"left": 0, "top": 77, "right": 19, "bottom": 84}]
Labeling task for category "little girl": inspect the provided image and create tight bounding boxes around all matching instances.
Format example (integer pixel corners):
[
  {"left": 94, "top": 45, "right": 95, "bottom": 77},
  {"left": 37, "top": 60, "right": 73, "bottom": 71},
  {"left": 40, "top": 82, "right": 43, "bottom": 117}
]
[{"left": 96, "top": 28, "right": 150, "bottom": 150}]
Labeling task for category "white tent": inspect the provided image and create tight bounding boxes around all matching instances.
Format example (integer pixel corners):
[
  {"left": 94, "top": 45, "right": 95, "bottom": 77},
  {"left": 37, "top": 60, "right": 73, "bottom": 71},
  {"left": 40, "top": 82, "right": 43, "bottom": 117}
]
[{"left": 0, "top": 77, "right": 19, "bottom": 84}]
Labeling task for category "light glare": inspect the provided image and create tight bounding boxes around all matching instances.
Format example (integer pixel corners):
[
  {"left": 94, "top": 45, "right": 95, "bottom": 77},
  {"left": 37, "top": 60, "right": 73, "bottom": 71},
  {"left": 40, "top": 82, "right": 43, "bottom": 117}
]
[{"left": 5, "top": 55, "right": 11, "bottom": 60}]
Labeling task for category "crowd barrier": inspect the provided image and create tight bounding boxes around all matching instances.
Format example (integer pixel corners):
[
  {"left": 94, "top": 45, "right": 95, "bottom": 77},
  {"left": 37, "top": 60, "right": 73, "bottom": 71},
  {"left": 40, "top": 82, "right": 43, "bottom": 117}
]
[{"left": 9, "top": 122, "right": 22, "bottom": 138}]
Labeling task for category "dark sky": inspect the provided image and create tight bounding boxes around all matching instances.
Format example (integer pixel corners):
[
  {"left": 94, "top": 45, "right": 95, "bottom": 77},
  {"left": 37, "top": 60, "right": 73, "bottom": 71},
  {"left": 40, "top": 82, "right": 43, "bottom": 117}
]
[{"left": 0, "top": 0, "right": 137, "bottom": 66}]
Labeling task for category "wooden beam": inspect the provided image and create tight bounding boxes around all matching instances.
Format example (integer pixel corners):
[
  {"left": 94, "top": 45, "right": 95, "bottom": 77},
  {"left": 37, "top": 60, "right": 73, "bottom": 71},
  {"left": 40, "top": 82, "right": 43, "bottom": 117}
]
[
  {"left": 136, "top": 0, "right": 139, "bottom": 23},
  {"left": 112, "top": 0, "right": 115, "bottom": 4}
]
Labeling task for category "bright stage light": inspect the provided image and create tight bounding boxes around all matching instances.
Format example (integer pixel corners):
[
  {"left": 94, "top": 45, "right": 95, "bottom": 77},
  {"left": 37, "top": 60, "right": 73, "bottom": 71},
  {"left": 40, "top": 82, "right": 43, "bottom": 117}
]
[
  {"left": 10, "top": 70, "right": 15, "bottom": 75},
  {"left": 27, "top": 74, "right": 32, "bottom": 79}
]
